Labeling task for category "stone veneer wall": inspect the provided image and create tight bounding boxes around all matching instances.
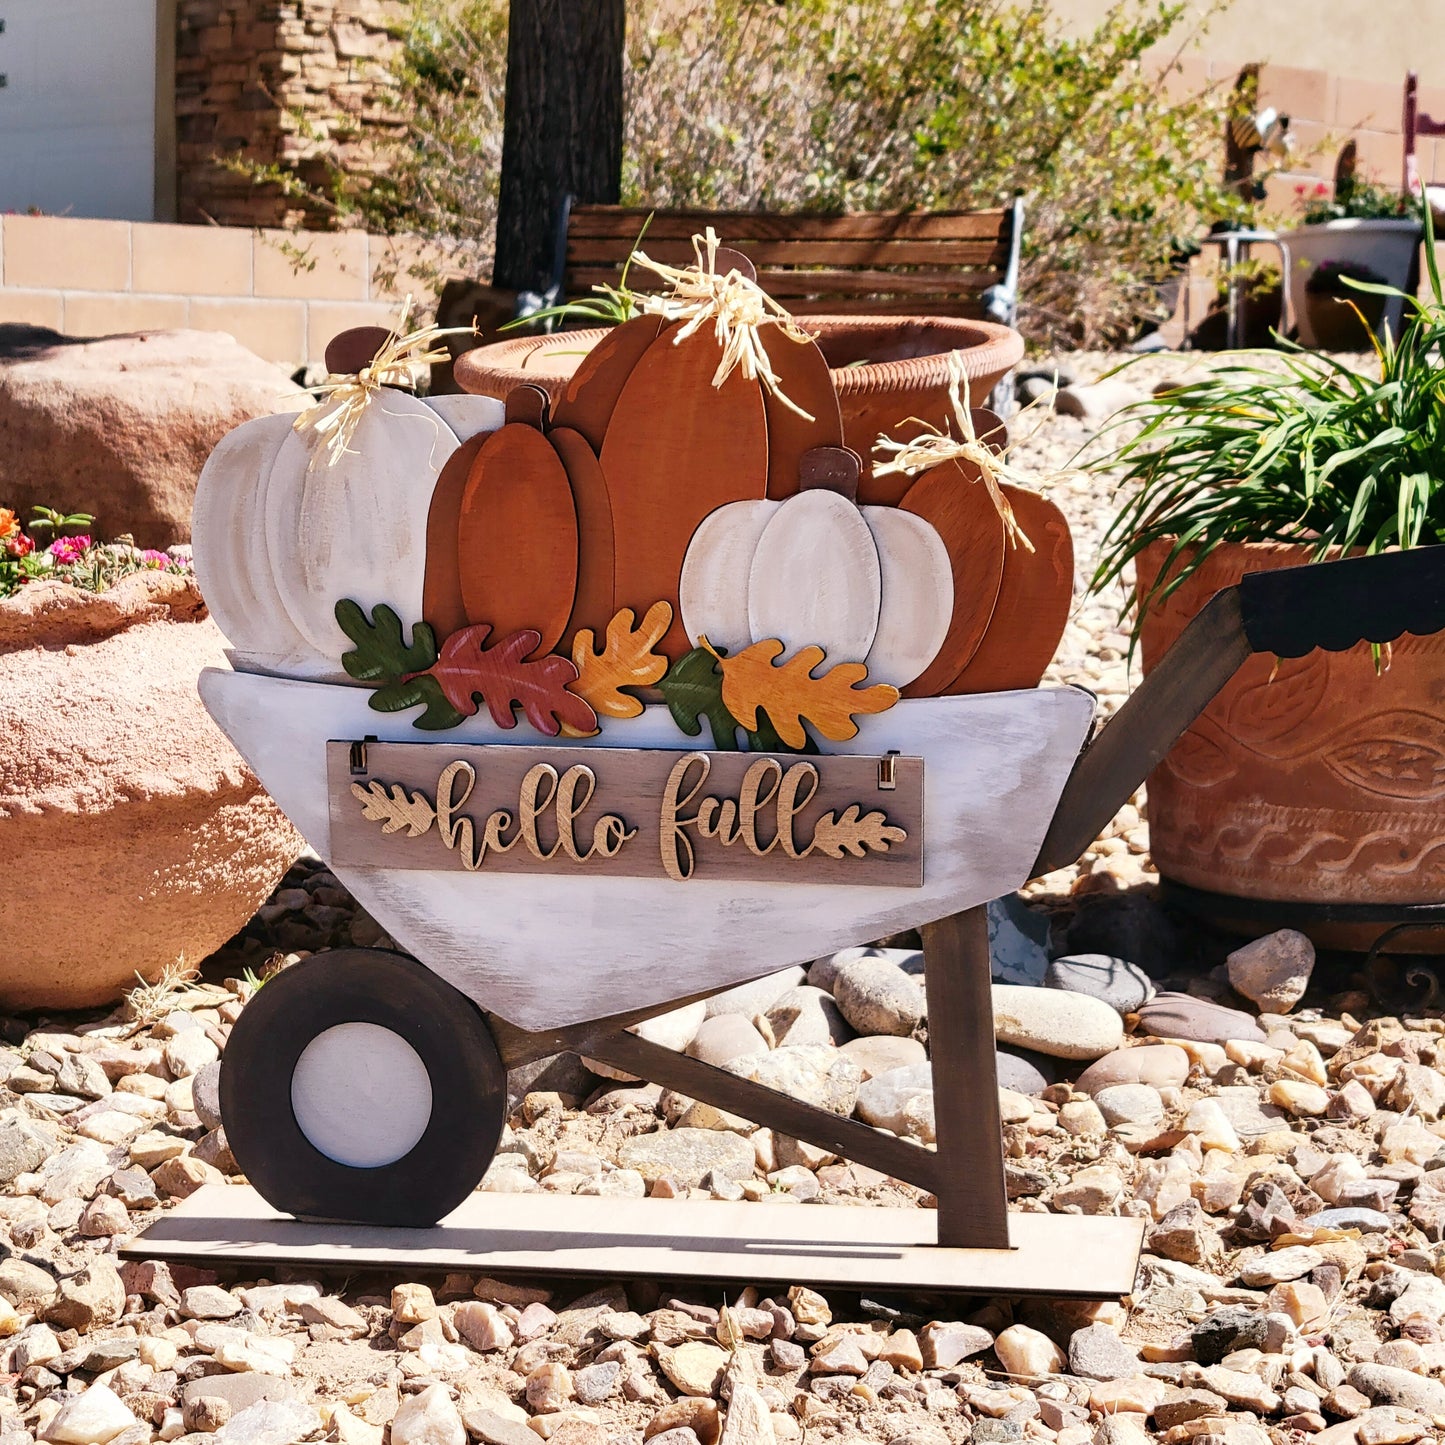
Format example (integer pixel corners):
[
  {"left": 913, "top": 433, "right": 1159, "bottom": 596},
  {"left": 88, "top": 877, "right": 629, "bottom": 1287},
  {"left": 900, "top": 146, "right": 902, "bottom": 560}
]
[{"left": 176, "top": 0, "right": 409, "bottom": 228}]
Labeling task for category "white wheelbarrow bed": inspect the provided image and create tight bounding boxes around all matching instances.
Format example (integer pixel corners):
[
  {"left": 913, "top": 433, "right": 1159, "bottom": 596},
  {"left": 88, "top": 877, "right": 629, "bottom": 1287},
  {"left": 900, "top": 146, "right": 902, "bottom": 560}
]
[{"left": 200, "top": 667, "right": 1095, "bottom": 1031}]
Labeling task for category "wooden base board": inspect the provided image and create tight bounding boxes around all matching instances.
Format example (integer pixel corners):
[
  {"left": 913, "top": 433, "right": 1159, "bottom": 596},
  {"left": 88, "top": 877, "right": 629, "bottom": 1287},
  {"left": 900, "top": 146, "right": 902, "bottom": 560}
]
[{"left": 125, "top": 1186, "right": 1144, "bottom": 1298}]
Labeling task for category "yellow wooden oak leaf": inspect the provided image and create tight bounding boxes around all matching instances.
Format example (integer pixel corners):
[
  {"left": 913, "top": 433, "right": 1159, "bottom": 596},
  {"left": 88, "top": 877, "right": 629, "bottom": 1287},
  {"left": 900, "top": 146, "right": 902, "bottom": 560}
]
[
  {"left": 566, "top": 601, "right": 673, "bottom": 732},
  {"left": 709, "top": 638, "right": 899, "bottom": 750}
]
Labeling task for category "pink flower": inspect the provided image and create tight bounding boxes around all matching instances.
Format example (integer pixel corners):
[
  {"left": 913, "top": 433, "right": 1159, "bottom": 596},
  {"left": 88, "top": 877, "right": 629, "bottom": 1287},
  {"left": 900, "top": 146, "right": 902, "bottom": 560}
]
[
  {"left": 48, "top": 534, "right": 91, "bottom": 564},
  {"left": 1315, "top": 182, "right": 1329, "bottom": 196},
  {"left": 140, "top": 549, "right": 170, "bottom": 569},
  {"left": 4, "top": 532, "right": 33, "bottom": 559}
]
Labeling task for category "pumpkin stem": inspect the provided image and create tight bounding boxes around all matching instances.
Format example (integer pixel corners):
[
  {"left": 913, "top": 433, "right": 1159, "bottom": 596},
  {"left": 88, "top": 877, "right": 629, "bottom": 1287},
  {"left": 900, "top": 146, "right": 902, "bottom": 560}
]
[
  {"left": 505, "top": 383, "right": 552, "bottom": 431},
  {"left": 799, "top": 446, "right": 861, "bottom": 503}
]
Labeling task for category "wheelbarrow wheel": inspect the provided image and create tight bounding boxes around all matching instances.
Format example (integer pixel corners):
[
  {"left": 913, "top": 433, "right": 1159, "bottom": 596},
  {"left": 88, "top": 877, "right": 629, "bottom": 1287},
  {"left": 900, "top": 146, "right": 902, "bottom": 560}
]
[{"left": 220, "top": 948, "right": 505, "bottom": 1227}]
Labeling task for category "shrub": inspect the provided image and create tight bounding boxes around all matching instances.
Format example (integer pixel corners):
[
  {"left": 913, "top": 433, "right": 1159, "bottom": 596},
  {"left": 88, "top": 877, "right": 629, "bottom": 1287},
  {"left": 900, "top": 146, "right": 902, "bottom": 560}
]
[{"left": 258, "top": 0, "right": 1232, "bottom": 348}]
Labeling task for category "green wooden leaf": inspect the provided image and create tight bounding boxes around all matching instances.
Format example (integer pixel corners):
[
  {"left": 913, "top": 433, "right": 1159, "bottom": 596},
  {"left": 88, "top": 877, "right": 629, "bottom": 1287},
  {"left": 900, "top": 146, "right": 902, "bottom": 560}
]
[
  {"left": 369, "top": 675, "right": 465, "bottom": 731},
  {"left": 658, "top": 647, "right": 741, "bottom": 751},
  {"left": 335, "top": 599, "right": 437, "bottom": 684},
  {"left": 747, "top": 707, "right": 819, "bottom": 755}
]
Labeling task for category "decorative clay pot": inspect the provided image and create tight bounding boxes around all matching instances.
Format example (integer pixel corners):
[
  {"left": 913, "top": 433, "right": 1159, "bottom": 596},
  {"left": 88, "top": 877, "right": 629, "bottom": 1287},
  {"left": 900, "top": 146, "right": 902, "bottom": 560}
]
[
  {"left": 1138, "top": 539, "right": 1445, "bottom": 909},
  {"left": 454, "top": 316, "right": 1023, "bottom": 484},
  {"left": 0, "top": 573, "right": 301, "bottom": 1008},
  {"left": 1279, "top": 218, "right": 1422, "bottom": 347}
]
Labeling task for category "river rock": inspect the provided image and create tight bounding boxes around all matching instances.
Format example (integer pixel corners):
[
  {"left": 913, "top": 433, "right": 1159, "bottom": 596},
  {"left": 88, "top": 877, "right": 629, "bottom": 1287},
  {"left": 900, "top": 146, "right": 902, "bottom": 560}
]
[
  {"left": 764, "top": 986, "right": 852, "bottom": 1047},
  {"left": 831, "top": 956, "right": 925, "bottom": 1037},
  {"left": 1, "top": 574, "right": 300, "bottom": 1007},
  {"left": 723, "top": 1046, "right": 861, "bottom": 1115},
  {"left": 0, "top": 327, "right": 293, "bottom": 547},
  {"left": 995, "top": 1046, "right": 1056, "bottom": 1094},
  {"left": 1347, "top": 1363, "right": 1445, "bottom": 1414},
  {"left": 390, "top": 1383, "right": 465, "bottom": 1445},
  {"left": 1068, "top": 1323, "right": 1140, "bottom": 1381},
  {"left": 219, "top": 1399, "right": 326, "bottom": 1445},
  {"left": 991, "top": 985, "right": 1124, "bottom": 1059},
  {"left": 1044, "top": 954, "right": 1153, "bottom": 1014},
  {"left": 810, "top": 946, "right": 920, "bottom": 994},
  {"left": 38, "top": 1382, "right": 136, "bottom": 1444},
  {"left": 1054, "top": 378, "right": 1146, "bottom": 423},
  {"left": 987, "top": 893, "right": 1051, "bottom": 986},
  {"left": 1076, "top": 1044, "right": 1190, "bottom": 1094},
  {"left": 1137, "top": 993, "right": 1267, "bottom": 1046},
  {"left": 854, "top": 1063, "right": 935, "bottom": 1143},
  {"left": 1227, "top": 929, "right": 1315, "bottom": 1013},
  {"left": 994, "top": 1324, "right": 1066, "bottom": 1377},
  {"left": 1093, "top": 1083, "right": 1164, "bottom": 1127},
  {"left": 839, "top": 1035, "right": 926, "bottom": 1080},
  {"left": 618, "top": 1129, "right": 754, "bottom": 1186},
  {"left": 702, "top": 968, "right": 806, "bottom": 1019},
  {"left": 686, "top": 1015, "right": 769, "bottom": 1068}
]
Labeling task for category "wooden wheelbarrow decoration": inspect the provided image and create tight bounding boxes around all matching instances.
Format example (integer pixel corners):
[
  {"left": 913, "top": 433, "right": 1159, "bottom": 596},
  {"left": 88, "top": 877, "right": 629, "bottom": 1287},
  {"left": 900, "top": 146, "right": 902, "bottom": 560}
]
[{"left": 148, "top": 269, "right": 1445, "bottom": 1294}]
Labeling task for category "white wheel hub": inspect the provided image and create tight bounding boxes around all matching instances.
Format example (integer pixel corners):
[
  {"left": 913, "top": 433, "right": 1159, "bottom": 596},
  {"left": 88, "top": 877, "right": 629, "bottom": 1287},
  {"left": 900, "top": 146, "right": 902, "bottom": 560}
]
[{"left": 290, "top": 1022, "right": 433, "bottom": 1168}]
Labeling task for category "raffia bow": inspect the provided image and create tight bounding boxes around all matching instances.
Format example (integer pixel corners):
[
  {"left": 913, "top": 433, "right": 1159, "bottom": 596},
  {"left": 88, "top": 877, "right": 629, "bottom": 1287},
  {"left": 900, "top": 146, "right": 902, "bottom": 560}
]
[
  {"left": 295, "top": 297, "right": 476, "bottom": 466},
  {"left": 872, "top": 351, "right": 1048, "bottom": 551},
  {"left": 629, "top": 228, "right": 818, "bottom": 421}
]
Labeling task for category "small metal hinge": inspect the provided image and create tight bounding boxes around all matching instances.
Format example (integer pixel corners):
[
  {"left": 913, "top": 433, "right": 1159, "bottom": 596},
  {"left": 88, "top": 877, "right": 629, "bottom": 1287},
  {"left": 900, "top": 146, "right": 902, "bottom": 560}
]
[
  {"left": 349, "top": 735, "right": 377, "bottom": 776},
  {"left": 877, "top": 750, "right": 899, "bottom": 790}
]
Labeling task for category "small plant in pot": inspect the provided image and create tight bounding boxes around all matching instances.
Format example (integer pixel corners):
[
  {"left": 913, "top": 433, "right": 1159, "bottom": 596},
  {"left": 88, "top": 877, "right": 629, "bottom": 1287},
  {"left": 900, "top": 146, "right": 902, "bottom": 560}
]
[{"left": 1089, "top": 205, "right": 1445, "bottom": 920}]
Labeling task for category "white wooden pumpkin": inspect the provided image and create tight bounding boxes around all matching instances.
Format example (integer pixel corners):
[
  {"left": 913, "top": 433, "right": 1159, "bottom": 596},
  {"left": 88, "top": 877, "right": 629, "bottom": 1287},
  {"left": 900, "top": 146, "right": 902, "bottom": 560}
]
[
  {"left": 192, "top": 390, "right": 503, "bottom": 682},
  {"left": 679, "top": 447, "right": 953, "bottom": 687}
]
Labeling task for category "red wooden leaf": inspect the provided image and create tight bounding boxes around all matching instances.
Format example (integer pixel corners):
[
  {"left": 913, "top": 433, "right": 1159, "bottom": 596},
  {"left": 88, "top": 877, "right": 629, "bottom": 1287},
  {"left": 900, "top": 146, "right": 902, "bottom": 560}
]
[{"left": 410, "top": 626, "right": 598, "bottom": 737}]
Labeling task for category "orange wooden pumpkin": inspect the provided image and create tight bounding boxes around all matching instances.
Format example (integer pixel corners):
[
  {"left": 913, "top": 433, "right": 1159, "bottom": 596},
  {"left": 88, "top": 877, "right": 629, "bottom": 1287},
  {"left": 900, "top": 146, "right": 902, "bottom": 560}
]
[{"left": 423, "top": 385, "right": 581, "bottom": 653}]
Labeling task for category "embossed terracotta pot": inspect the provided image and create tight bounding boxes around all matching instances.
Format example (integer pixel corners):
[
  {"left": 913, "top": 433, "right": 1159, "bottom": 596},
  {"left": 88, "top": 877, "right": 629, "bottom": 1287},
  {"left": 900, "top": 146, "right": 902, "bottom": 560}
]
[
  {"left": 1138, "top": 539, "right": 1445, "bottom": 908},
  {"left": 454, "top": 316, "right": 1024, "bottom": 484}
]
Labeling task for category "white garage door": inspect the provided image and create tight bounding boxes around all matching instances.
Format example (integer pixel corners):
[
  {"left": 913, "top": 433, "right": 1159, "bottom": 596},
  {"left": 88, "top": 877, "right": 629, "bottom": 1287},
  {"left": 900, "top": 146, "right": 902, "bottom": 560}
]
[{"left": 0, "top": 0, "right": 157, "bottom": 220}]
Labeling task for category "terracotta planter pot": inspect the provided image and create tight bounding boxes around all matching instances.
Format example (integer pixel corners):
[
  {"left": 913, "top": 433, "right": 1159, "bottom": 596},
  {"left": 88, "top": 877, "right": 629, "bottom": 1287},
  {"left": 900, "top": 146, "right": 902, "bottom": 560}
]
[
  {"left": 453, "top": 315, "right": 1024, "bottom": 488},
  {"left": 0, "top": 573, "right": 301, "bottom": 1008},
  {"left": 1138, "top": 539, "right": 1445, "bottom": 909}
]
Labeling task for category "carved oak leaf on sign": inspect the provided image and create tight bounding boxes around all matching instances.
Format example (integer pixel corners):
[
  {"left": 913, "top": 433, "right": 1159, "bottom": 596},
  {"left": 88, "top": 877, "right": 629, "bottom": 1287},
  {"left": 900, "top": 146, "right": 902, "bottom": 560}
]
[
  {"left": 414, "top": 625, "right": 599, "bottom": 738},
  {"left": 352, "top": 780, "right": 436, "bottom": 837},
  {"left": 809, "top": 804, "right": 907, "bottom": 859},
  {"left": 710, "top": 638, "right": 899, "bottom": 750}
]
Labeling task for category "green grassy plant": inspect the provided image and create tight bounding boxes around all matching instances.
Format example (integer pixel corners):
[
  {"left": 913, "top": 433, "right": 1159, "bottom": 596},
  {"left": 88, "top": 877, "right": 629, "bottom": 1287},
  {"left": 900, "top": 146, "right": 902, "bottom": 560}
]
[{"left": 1091, "top": 197, "right": 1445, "bottom": 647}]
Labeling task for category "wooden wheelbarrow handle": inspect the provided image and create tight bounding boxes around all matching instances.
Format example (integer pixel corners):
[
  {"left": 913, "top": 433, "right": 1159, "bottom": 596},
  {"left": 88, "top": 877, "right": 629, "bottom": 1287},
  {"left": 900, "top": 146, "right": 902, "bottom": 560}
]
[{"left": 1031, "top": 545, "right": 1445, "bottom": 878}]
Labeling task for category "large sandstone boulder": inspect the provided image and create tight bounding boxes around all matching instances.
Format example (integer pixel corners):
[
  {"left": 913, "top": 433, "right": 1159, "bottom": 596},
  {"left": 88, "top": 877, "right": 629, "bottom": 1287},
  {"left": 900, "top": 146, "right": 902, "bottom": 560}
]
[
  {"left": 0, "top": 326, "right": 292, "bottom": 548},
  {"left": 0, "top": 572, "right": 301, "bottom": 1008}
]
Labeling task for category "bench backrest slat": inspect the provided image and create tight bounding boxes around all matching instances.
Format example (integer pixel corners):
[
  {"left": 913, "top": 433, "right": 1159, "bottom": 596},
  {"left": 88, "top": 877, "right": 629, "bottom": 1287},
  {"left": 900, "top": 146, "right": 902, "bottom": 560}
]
[{"left": 564, "top": 205, "right": 1018, "bottom": 319}]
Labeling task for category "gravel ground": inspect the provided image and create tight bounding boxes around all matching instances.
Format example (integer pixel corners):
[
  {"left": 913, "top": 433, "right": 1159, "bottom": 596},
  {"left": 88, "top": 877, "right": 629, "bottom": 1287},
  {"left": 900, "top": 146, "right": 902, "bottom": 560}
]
[{"left": 3, "top": 350, "right": 1440, "bottom": 1445}]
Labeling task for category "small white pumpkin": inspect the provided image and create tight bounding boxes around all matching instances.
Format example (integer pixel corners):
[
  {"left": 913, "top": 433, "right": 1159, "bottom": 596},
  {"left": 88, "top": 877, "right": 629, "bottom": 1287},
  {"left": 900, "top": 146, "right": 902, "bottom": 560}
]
[
  {"left": 192, "top": 380, "right": 503, "bottom": 682},
  {"left": 679, "top": 446, "right": 953, "bottom": 687}
]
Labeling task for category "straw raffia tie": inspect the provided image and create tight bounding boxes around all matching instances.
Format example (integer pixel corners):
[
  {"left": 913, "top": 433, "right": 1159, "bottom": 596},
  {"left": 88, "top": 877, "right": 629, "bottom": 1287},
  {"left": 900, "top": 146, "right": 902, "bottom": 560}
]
[
  {"left": 872, "top": 352, "right": 1050, "bottom": 552},
  {"left": 295, "top": 297, "right": 476, "bottom": 466},
  {"left": 629, "top": 228, "right": 818, "bottom": 421}
]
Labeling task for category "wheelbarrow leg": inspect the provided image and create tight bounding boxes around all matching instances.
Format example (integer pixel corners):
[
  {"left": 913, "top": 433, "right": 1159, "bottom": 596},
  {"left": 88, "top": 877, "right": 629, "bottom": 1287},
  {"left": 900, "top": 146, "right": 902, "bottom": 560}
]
[{"left": 922, "top": 907, "right": 1011, "bottom": 1250}]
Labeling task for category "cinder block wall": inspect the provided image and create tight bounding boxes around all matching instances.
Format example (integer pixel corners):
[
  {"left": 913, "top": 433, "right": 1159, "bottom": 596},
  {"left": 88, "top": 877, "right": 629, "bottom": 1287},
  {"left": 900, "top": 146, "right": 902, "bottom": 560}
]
[{"left": 0, "top": 216, "right": 443, "bottom": 370}]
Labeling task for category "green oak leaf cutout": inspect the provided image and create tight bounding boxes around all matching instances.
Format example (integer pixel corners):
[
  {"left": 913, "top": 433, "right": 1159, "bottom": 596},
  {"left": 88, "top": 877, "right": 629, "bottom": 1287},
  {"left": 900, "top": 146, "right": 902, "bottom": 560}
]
[
  {"left": 335, "top": 599, "right": 438, "bottom": 684},
  {"left": 658, "top": 646, "right": 741, "bottom": 751}
]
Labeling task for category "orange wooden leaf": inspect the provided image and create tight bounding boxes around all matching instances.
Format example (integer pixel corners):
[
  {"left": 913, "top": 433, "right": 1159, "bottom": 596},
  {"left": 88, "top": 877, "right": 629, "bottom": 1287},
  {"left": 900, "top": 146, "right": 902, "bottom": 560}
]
[
  {"left": 713, "top": 638, "right": 898, "bottom": 749},
  {"left": 571, "top": 601, "right": 673, "bottom": 720}
]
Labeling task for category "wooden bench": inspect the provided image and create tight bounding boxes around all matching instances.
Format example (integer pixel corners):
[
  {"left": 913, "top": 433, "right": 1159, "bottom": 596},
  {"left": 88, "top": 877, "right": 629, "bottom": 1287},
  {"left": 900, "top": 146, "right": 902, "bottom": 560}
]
[{"left": 553, "top": 200, "right": 1026, "bottom": 327}]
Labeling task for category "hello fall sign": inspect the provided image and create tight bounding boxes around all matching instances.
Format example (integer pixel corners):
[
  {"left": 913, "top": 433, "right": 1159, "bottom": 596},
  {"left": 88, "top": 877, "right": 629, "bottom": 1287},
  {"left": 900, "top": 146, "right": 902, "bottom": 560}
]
[{"left": 327, "top": 741, "right": 924, "bottom": 886}]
